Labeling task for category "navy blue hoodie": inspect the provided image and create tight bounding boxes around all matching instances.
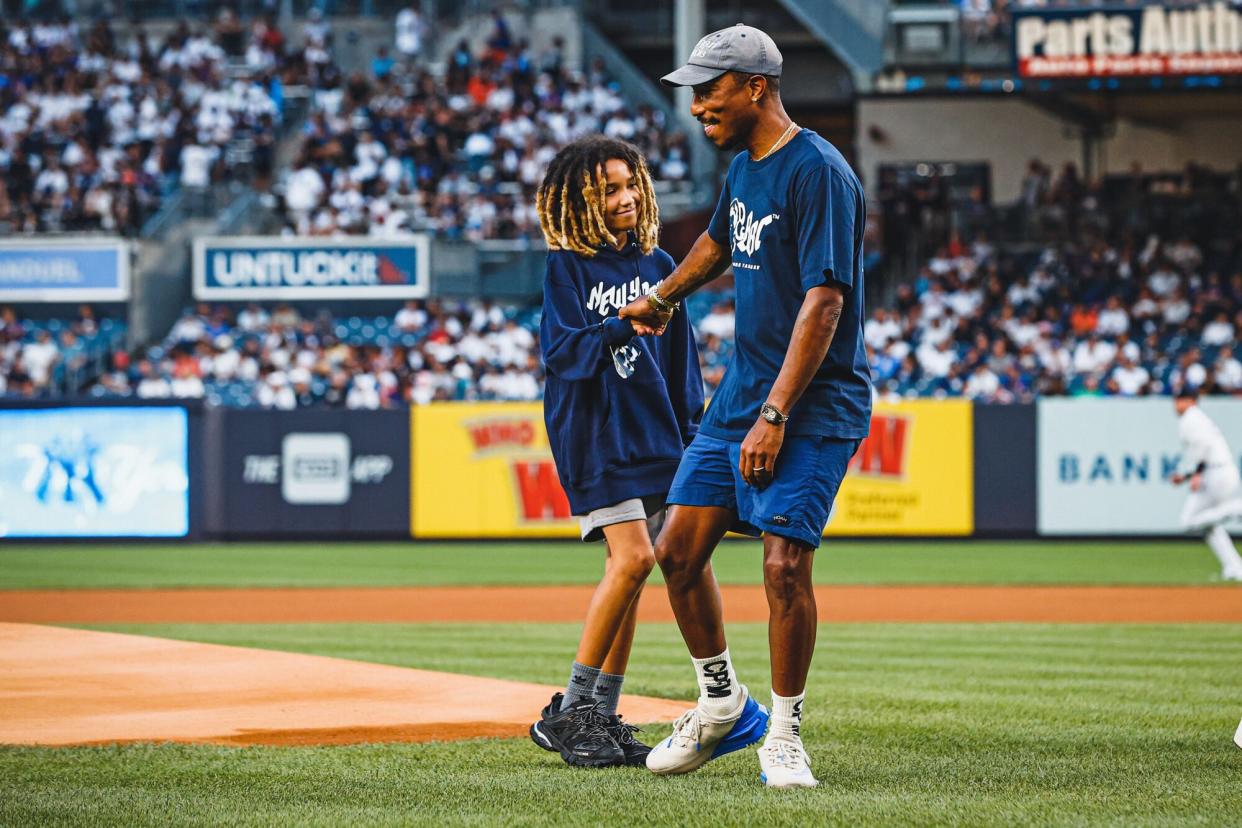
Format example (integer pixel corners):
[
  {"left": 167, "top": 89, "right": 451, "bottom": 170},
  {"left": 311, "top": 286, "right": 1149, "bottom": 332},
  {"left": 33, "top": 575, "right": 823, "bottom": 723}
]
[{"left": 541, "top": 241, "right": 704, "bottom": 515}]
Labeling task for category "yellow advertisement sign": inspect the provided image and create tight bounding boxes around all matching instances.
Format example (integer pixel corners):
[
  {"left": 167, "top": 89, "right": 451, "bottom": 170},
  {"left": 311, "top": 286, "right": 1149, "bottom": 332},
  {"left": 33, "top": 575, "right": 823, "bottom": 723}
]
[
  {"left": 412, "top": 399, "right": 973, "bottom": 538},
  {"left": 826, "top": 399, "right": 973, "bottom": 536},
  {"left": 411, "top": 402, "right": 579, "bottom": 538}
]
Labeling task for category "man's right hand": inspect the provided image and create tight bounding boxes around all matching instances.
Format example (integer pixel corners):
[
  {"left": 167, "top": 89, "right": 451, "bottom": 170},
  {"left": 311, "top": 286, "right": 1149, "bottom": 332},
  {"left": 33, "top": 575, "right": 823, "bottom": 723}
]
[{"left": 620, "top": 296, "right": 673, "bottom": 336}]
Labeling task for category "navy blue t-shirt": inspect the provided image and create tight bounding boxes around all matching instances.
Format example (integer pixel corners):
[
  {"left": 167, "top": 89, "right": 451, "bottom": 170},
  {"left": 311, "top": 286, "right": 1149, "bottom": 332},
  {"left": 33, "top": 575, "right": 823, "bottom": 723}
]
[{"left": 703, "top": 129, "right": 872, "bottom": 441}]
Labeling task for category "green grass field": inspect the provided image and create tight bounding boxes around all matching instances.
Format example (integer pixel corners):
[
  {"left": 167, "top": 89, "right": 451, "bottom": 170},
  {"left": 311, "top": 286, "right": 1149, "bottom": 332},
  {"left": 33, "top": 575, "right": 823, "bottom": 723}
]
[
  {"left": 2, "top": 541, "right": 1241, "bottom": 826},
  {"left": 0, "top": 538, "right": 1230, "bottom": 588}
]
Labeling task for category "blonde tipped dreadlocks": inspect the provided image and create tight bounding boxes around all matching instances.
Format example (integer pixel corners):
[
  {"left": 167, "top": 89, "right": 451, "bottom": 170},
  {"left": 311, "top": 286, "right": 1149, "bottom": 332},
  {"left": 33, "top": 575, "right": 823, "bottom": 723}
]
[{"left": 536, "top": 136, "right": 660, "bottom": 257}]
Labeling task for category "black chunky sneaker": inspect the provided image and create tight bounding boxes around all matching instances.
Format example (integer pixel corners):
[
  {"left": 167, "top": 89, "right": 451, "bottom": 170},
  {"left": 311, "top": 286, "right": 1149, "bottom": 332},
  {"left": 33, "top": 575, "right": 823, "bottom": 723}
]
[
  {"left": 529, "top": 693, "right": 624, "bottom": 768},
  {"left": 606, "top": 715, "right": 652, "bottom": 767}
]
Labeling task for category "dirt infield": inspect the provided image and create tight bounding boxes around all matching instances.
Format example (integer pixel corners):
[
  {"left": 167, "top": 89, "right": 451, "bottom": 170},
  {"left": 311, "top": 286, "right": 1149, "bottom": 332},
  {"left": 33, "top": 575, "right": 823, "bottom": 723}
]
[
  {"left": 1, "top": 584, "right": 1239, "bottom": 624},
  {"left": 0, "top": 623, "right": 688, "bottom": 747}
]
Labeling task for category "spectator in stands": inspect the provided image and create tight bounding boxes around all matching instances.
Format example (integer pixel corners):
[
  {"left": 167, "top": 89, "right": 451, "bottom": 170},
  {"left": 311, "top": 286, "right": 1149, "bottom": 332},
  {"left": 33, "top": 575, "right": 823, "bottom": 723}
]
[
  {"left": 1202, "top": 310, "right": 1235, "bottom": 347},
  {"left": 21, "top": 330, "right": 59, "bottom": 391},
  {"left": 395, "top": 4, "right": 426, "bottom": 64},
  {"left": 135, "top": 359, "right": 172, "bottom": 399},
  {"left": 395, "top": 300, "right": 427, "bottom": 332}
]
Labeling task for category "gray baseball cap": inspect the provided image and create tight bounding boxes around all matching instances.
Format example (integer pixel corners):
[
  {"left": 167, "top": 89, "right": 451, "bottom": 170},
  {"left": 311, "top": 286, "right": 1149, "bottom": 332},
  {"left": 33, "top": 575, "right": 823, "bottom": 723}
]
[{"left": 661, "top": 24, "right": 783, "bottom": 88}]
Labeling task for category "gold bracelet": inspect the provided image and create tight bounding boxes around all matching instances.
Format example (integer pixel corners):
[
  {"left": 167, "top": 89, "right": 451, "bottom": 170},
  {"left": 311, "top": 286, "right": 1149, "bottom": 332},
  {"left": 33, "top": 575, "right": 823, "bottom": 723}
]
[{"left": 647, "top": 285, "right": 677, "bottom": 314}]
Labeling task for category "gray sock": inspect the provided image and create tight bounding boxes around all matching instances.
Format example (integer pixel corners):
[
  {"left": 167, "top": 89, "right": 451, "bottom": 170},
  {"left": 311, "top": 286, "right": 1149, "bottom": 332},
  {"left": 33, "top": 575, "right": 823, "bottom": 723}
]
[
  {"left": 561, "top": 662, "right": 601, "bottom": 710},
  {"left": 593, "top": 671, "right": 625, "bottom": 717}
]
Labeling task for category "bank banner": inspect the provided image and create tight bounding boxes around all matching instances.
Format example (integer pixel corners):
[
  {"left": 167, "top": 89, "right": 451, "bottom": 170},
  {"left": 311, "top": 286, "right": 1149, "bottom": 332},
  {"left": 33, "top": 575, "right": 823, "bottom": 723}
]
[
  {"left": 0, "top": 406, "right": 188, "bottom": 537},
  {"left": 827, "top": 399, "right": 974, "bottom": 536},
  {"left": 193, "top": 236, "right": 430, "bottom": 300},
  {"left": 1037, "top": 398, "right": 1242, "bottom": 535},
  {"left": 220, "top": 409, "right": 409, "bottom": 536},
  {"left": 412, "top": 402, "right": 578, "bottom": 538},
  {"left": 0, "top": 239, "right": 130, "bottom": 302},
  {"left": 1013, "top": 3, "right": 1242, "bottom": 78}
]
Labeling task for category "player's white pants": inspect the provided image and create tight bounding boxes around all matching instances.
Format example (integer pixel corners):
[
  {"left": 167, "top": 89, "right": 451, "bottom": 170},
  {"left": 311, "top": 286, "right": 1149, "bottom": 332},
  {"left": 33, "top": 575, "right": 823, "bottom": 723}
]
[
  {"left": 1181, "top": 467, "right": 1242, "bottom": 579},
  {"left": 1180, "top": 467, "right": 1242, "bottom": 532}
]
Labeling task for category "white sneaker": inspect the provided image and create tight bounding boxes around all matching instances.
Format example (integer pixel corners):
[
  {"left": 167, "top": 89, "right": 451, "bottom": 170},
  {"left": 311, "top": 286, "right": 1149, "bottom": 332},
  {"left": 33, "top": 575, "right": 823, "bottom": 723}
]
[
  {"left": 1223, "top": 568, "right": 1242, "bottom": 582},
  {"left": 645, "top": 686, "right": 769, "bottom": 775},
  {"left": 1235, "top": 717, "right": 1242, "bottom": 750},
  {"left": 758, "top": 738, "right": 819, "bottom": 788}
]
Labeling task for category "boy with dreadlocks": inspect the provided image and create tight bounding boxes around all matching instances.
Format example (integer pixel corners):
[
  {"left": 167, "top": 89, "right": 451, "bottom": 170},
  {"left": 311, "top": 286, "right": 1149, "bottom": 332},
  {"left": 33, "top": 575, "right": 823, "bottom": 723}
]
[{"left": 529, "top": 136, "right": 704, "bottom": 768}]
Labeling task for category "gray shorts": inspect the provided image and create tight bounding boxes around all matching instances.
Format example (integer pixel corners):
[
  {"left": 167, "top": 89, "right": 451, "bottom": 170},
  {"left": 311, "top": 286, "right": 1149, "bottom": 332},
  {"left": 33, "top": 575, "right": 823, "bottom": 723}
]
[{"left": 577, "top": 494, "right": 666, "bottom": 543}]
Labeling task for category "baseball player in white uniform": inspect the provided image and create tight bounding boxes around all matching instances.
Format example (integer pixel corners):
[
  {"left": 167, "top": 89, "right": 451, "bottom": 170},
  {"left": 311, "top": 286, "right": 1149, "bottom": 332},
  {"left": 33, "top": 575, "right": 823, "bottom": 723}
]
[{"left": 1169, "top": 388, "right": 1242, "bottom": 581}]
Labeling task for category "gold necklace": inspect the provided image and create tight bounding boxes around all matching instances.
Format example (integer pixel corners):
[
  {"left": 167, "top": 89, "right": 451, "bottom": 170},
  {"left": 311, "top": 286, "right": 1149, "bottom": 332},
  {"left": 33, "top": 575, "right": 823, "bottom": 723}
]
[{"left": 754, "top": 121, "right": 798, "bottom": 162}]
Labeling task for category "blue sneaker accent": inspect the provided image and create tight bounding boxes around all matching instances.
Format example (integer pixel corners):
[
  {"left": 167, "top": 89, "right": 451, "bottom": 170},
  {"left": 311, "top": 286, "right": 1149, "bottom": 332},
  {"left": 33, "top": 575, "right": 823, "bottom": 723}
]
[{"left": 709, "top": 697, "right": 770, "bottom": 759}]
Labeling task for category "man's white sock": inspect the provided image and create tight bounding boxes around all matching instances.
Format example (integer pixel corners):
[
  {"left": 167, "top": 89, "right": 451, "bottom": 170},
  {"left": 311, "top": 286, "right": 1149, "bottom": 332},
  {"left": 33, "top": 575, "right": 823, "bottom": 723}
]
[
  {"left": 767, "top": 689, "right": 805, "bottom": 744},
  {"left": 1207, "top": 526, "right": 1242, "bottom": 575},
  {"left": 691, "top": 649, "right": 743, "bottom": 719}
]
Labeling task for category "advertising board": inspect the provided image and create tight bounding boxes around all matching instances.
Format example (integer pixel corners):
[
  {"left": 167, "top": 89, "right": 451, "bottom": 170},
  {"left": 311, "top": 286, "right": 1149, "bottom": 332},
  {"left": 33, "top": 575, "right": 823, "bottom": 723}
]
[
  {"left": 411, "top": 403, "right": 578, "bottom": 538},
  {"left": 413, "top": 400, "right": 974, "bottom": 539},
  {"left": 220, "top": 409, "right": 409, "bottom": 536},
  {"left": 193, "top": 236, "right": 430, "bottom": 301},
  {"left": 0, "top": 239, "right": 130, "bottom": 302},
  {"left": 0, "top": 406, "right": 188, "bottom": 537},
  {"left": 1037, "top": 398, "right": 1242, "bottom": 535},
  {"left": 827, "top": 399, "right": 974, "bottom": 537},
  {"left": 1013, "top": 3, "right": 1242, "bottom": 79}
]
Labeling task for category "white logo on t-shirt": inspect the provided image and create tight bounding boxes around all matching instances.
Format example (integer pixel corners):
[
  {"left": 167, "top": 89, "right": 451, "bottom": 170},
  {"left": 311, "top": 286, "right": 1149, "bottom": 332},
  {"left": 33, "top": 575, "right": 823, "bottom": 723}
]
[
  {"left": 729, "top": 198, "right": 778, "bottom": 257},
  {"left": 586, "top": 276, "right": 653, "bottom": 318}
]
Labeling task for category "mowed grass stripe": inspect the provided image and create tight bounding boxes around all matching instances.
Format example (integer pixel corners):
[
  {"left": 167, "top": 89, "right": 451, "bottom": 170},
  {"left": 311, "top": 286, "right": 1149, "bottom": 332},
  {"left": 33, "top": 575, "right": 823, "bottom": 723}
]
[
  {"left": 1, "top": 739, "right": 1237, "bottom": 827},
  {"left": 80, "top": 622, "right": 1242, "bottom": 710},
  {"left": 7, "top": 622, "right": 1241, "bottom": 826},
  {"left": 0, "top": 539, "right": 1227, "bottom": 589}
]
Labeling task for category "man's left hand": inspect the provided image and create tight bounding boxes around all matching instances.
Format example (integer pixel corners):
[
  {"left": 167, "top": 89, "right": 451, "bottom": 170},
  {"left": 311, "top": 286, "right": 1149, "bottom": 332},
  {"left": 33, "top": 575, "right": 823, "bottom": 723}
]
[{"left": 740, "top": 416, "right": 784, "bottom": 489}]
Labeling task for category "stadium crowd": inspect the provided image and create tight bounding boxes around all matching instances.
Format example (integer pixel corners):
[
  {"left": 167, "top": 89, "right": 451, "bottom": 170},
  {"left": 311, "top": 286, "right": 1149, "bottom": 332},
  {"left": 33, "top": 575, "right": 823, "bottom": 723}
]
[
  {"left": 277, "top": 9, "right": 691, "bottom": 241},
  {"left": 0, "top": 7, "right": 690, "bottom": 241},
  {"left": 0, "top": 303, "right": 123, "bottom": 397},
  {"left": 80, "top": 299, "right": 542, "bottom": 408},
  {"left": 866, "top": 159, "right": 1242, "bottom": 401},
  {"left": 4, "top": 150, "right": 1241, "bottom": 406},
  {"left": 0, "top": 12, "right": 300, "bottom": 236}
]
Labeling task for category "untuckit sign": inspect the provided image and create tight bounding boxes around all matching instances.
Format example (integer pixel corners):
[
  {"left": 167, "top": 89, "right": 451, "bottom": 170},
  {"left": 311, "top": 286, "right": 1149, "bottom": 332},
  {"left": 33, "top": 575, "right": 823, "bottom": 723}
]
[{"left": 193, "top": 236, "right": 430, "bottom": 300}]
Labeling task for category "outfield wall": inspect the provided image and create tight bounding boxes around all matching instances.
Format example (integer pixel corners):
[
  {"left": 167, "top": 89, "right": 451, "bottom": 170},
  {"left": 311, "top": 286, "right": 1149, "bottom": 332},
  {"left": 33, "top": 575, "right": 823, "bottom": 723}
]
[{"left": 1, "top": 399, "right": 1240, "bottom": 541}]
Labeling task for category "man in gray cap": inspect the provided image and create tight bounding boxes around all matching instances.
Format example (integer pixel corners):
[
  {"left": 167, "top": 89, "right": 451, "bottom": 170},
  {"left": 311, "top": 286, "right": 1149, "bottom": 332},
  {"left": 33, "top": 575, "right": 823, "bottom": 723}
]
[{"left": 621, "top": 24, "right": 871, "bottom": 788}]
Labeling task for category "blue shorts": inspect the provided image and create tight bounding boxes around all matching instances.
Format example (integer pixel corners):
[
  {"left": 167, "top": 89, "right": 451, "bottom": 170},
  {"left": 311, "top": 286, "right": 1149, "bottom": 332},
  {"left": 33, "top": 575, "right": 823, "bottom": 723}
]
[{"left": 666, "top": 433, "right": 858, "bottom": 549}]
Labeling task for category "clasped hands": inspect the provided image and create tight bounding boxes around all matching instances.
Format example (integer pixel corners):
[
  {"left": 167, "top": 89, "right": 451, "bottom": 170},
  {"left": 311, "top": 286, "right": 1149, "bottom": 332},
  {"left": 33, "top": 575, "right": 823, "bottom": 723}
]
[{"left": 619, "top": 296, "right": 673, "bottom": 337}]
